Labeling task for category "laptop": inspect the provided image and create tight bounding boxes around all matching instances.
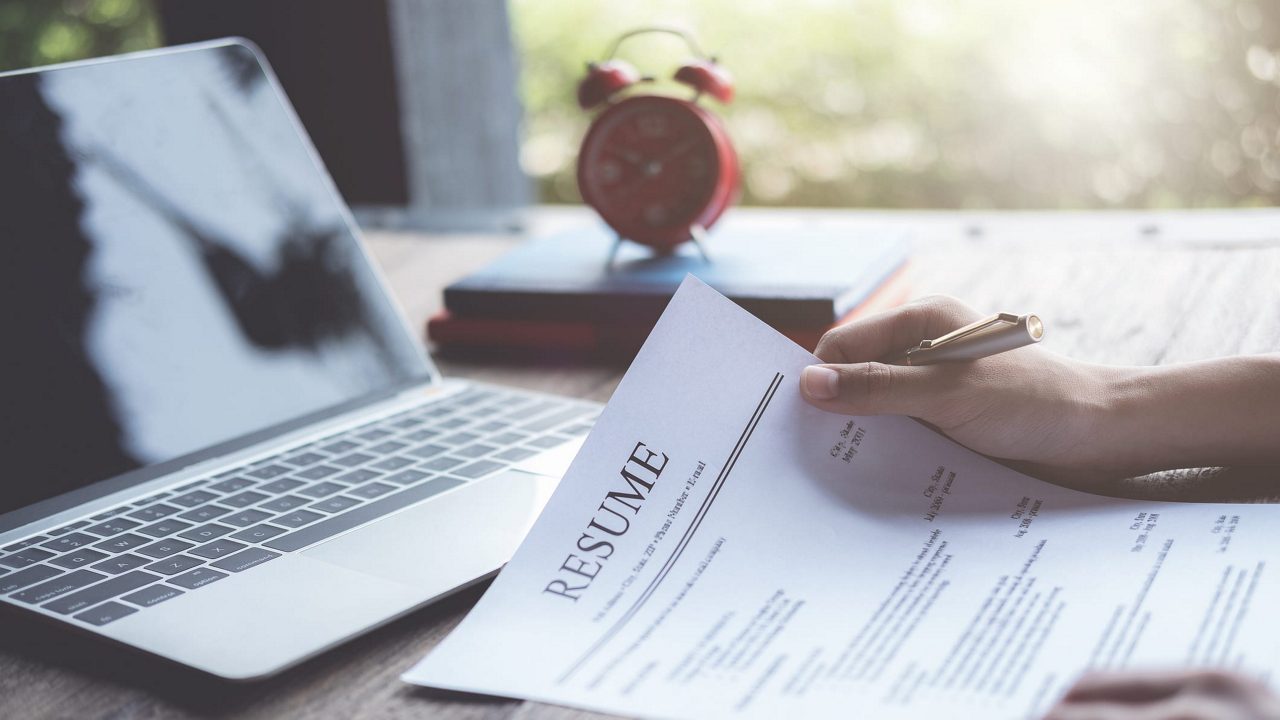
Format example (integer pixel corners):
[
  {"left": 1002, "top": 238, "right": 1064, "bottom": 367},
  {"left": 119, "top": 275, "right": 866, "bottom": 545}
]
[{"left": 0, "top": 39, "right": 598, "bottom": 679}]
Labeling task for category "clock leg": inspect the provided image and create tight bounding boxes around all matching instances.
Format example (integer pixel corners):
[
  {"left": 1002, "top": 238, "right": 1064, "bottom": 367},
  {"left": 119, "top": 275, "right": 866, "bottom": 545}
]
[
  {"left": 690, "top": 224, "right": 712, "bottom": 263},
  {"left": 604, "top": 234, "right": 624, "bottom": 270}
]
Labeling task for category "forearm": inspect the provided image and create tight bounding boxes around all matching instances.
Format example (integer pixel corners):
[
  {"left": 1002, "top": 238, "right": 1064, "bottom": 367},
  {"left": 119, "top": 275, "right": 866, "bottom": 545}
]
[{"left": 1091, "top": 355, "right": 1280, "bottom": 475}]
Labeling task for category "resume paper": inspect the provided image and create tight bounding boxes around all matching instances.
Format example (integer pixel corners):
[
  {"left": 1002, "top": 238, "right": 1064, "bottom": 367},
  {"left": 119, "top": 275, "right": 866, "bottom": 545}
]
[{"left": 404, "top": 277, "right": 1280, "bottom": 719}]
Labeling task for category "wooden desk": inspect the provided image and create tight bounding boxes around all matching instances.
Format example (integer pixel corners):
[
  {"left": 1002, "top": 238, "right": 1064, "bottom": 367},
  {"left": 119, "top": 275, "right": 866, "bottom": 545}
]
[{"left": 3, "top": 208, "right": 1279, "bottom": 719}]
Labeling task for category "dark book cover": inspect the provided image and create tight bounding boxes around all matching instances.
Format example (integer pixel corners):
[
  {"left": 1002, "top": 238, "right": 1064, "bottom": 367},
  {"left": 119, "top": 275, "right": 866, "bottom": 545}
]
[
  {"left": 429, "top": 264, "right": 912, "bottom": 362},
  {"left": 443, "top": 224, "right": 910, "bottom": 328}
]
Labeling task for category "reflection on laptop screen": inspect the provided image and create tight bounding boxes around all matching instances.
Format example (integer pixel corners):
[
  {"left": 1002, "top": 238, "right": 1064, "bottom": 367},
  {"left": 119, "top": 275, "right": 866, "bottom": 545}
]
[{"left": 0, "top": 43, "right": 431, "bottom": 516}]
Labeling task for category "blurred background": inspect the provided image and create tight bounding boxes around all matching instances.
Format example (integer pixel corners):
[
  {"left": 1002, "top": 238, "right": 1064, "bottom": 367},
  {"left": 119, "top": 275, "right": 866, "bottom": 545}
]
[{"left": 4, "top": 0, "right": 1280, "bottom": 211}]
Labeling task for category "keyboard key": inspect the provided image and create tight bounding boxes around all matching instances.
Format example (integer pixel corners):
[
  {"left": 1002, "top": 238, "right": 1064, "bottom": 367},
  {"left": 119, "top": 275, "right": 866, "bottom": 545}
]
[
  {"left": 456, "top": 443, "right": 496, "bottom": 459},
  {"left": 178, "top": 523, "right": 234, "bottom": 543},
  {"left": 419, "top": 456, "right": 466, "bottom": 473},
  {"left": 435, "top": 417, "right": 469, "bottom": 430},
  {"left": 74, "top": 601, "right": 137, "bottom": 626},
  {"left": 336, "top": 468, "right": 384, "bottom": 483},
  {"left": 563, "top": 423, "right": 594, "bottom": 436},
  {"left": 367, "top": 440, "right": 407, "bottom": 454},
  {"left": 168, "top": 567, "right": 228, "bottom": 589},
  {"left": 355, "top": 428, "right": 392, "bottom": 441},
  {"left": 258, "top": 478, "right": 306, "bottom": 494},
  {"left": 310, "top": 496, "right": 362, "bottom": 514},
  {"left": 507, "top": 399, "right": 557, "bottom": 419},
  {"left": 210, "top": 548, "right": 280, "bottom": 573},
  {"left": 221, "top": 490, "right": 269, "bottom": 508},
  {"left": 138, "top": 519, "right": 194, "bottom": 538},
  {"left": 349, "top": 482, "right": 397, "bottom": 500},
  {"left": 391, "top": 417, "right": 423, "bottom": 429},
  {"left": 189, "top": 539, "right": 246, "bottom": 560},
  {"left": 297, "top": 465, "right": 341, "bottom": 480},
  {"left": 93, "top": 533, "right": 150, "bottom": 553},
  {"left": 51, "top": 548, "right": 109, "bottom": 569},
  {"left": 40, "top": 533, "right": 98, "bottom": 552},
  {"left": 169, "top": 490, "right": 218, "bottom": 508},
  {"left": 473, "top": 420, "right": 510, "bottom": 433},
  {"left": 385, "top": 469, "right": 429, "bottom": 486},
  {"left": 522, "top": 406, "right": 591, "bottom": 432},
  {"left": 265, "top": 477, "right": 464, "bottom": 553},
  {"left": 272, "top": 510, "right": 324, "bottom": 528},
  {"left": 319, "top": 439, "right": 358, "bottom": 454},
  {"left": 12, "top": 570, "right": 106, "bottom": 604},
  {"left": 136, "top": 539, "right": 194, "bottom": 559},
  {"left": 123, "top": 584, "right": 184, "bottom": 607},
  {"left": 1, "top": 548, "right": 55, "bottom": 568},
  {"left": 230, "top": 524, "right": 287, "bottom": 543},
  {"left": 49, "top": 521, "right": 89, "bottom": 535},
  {"left": 283, "top": 452, "right": 327, "bottom": 467},
  {"left": 144, "top": 554, "right": 203, "bottom": 576},
  {"left": 259, "top": 495, "right": 309, "bottom": 512},
  {"left": 440, "top": 432, "right": 480, "bottom": 446},
  {"left": 90, "top": 554, "right": 150, "bottom": 575},
  {"left": 494, "top": 447, "right": 538, "bottom": 462},
  {"left": 222, "top": 509, "right": 271, "bottom": 528},
  {"left": 127, "top": 504, "right": 181, "bottom": 522},
  {"left": 526, "top": 434, "right": 571, "bottom": 449},
  {"left": 489, "top": 431, "right": 529, "bottom": 445},
  {"left": 247, "top": 464, "right": 290, "bottom": 479},
  {"left": 298, "top": 482, "right": 344, "bottom": 499},
  {"left": 407, "top": 443, "right": 447, "bottom": 460},
  {"left": 207, "top": 477, "right": 254, "bottom": 493},
  {"left": 402, "top": 428, "right": 439, "bottom": 442},
  {"left": 333, "top": 452, "right": 375, "bottom": 468},
  {"left": 0, "top": 565, "right": 62, "bottom": 594},
  {"left": 3, "top": 536, "right": 48, "bottom": 552},
  {"left": 178, "top": 504, "right": 232, "bottom": 522},
  {"left": 452, "top": 459, "right": 504, "bottom": 479},
  {"left": 43, "top": 570, "right": 158, "bottom": 615},
  {"left": 370, "top": 456, "right": 414, "bottom": 472}
]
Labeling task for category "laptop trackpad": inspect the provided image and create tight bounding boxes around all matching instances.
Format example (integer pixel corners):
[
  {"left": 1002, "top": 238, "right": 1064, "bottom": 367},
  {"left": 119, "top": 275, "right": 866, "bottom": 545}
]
[{"left": 301, "top": 469, "right": 557, "bottom": 590}]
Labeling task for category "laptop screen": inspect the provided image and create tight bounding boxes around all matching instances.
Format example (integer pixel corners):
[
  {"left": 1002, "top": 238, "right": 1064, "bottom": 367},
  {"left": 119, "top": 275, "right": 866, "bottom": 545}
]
[{"left": 0, "top": 42, "right": 433, "bottom": 520}]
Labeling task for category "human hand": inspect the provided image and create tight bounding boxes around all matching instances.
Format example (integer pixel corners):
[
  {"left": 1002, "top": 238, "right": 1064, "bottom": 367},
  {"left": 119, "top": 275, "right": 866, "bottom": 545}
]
[
  {"left": 799, "top": 295, "right": 1122, "bottom": 484},
  {"left": 1043, "top": 669, "right": 1280, "bottom": 720}
]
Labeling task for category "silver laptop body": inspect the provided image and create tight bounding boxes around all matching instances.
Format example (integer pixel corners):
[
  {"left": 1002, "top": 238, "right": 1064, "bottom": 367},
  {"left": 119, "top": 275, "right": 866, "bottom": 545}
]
[{"left": 0, "top": 39, "right": 595, "bottom": 679}]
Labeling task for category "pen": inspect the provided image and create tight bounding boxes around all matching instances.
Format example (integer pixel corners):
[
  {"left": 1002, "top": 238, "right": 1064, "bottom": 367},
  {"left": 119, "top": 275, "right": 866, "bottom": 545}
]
[{"left": 883, "top": 312, "right": 1044, "bottom": 366}]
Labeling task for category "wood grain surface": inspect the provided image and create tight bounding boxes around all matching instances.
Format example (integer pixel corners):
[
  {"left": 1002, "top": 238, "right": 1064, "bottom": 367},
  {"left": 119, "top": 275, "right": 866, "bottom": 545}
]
[{"left": 2, "top": 207, "right": 1277, "bottom": 719}]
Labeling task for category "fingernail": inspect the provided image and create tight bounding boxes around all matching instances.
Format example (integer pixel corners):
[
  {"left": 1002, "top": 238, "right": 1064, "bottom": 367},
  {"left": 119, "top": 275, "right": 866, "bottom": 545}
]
[{"left": 802, "top": 365, "right": 839, "bottom": 400}]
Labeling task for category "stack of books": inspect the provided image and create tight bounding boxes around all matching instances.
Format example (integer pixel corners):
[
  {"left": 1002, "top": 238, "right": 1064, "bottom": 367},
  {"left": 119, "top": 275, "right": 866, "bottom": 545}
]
[{"left": 427, "top": 225, "right": 911, "bottom": 361}]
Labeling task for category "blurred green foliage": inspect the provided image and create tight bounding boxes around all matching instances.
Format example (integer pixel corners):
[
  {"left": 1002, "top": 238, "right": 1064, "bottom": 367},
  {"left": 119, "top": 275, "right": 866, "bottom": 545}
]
[
  {"left": 8, "top": 0, "right": 1280, "bottom": 210},
  {"left": 512, "top": 0, "right": 1280, "bottom": 209},
  {"left": 0, "top": 0, "right": 159, "bottom": 72}
]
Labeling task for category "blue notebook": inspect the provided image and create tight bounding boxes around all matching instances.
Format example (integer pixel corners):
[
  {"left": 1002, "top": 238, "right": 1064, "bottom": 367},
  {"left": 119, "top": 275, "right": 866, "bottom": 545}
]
[{"left": 444, "top": 224, "right": 910, "bottom": 328}]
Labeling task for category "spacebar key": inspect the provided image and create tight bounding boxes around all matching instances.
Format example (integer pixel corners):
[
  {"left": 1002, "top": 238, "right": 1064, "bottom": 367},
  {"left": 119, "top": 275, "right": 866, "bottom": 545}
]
[{"left": 264, "top": 477, "right": 464, "bottom": 552}]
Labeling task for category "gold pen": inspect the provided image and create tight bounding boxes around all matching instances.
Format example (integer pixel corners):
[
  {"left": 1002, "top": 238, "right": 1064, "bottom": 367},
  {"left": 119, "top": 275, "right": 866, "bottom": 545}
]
[{"left": 884, "top": 313, "right": 1044, "bottom": 366}]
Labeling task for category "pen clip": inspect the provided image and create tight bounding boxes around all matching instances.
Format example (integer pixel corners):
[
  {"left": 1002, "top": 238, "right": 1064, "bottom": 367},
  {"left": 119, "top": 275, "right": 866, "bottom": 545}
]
[{"left": 917, "top": 313, "right": 1021, "bottom": 350}]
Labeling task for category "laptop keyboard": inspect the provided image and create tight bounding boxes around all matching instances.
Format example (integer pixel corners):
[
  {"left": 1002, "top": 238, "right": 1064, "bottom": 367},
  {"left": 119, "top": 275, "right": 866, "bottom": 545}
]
[{"left": 0, "top": 386, "right": 597, "bottom": 627}]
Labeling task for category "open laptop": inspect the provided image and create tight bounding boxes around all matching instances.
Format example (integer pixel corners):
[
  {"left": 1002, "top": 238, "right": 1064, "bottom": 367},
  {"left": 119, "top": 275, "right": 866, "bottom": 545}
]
[{"left": 0, "top": 39, "right": 598, "bottom": 679}]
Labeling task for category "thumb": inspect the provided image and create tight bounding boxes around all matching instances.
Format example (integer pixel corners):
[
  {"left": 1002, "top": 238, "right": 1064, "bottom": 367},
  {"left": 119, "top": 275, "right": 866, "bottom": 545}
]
[{"left": 800, "top": 362, "right": 944, "bottom": 417}]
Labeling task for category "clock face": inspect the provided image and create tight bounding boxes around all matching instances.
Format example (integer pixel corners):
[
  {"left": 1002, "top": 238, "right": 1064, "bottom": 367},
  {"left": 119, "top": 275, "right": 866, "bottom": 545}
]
[{"left": 577, "top": 95, "right": 737, "bottom": 250}]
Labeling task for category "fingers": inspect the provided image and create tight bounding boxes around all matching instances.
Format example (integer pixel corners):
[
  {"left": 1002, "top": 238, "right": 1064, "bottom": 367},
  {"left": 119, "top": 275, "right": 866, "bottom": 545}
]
[
  {"left": 800, "top": 361, "right": 957, "bottom": 418},
  {"left": 814, "top": 295, "right": 981, "bottom": 365},
  {"left": 1061, "top": 670, "right": 1196, "bottom": 704},
  {"left": 1062, "top": 669, "right": 1259, "bottom": 705}
]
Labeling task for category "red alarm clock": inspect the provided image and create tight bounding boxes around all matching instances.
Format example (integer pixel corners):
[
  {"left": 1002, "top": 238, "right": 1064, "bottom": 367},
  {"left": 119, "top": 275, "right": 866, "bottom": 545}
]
[{"left": 575, "top": 27, "right": 739, "bottom": 256}]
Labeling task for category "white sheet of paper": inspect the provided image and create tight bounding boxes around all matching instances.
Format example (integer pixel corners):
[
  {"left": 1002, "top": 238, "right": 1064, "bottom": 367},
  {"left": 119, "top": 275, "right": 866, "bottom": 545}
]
[{"left": 404, "top": 277, "right": 1280, "bottom": 719}]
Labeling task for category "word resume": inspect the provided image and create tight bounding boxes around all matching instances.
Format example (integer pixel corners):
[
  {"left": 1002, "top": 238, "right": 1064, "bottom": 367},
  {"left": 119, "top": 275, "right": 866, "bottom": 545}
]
[{"left": 404, "top": 277, "right": 1279, "bottom": 719}]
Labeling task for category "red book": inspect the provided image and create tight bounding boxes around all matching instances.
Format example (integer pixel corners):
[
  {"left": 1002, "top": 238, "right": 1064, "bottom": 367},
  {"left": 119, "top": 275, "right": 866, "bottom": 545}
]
[{"left": 427, "top": 266, "right": 911, "bottom": 362}]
